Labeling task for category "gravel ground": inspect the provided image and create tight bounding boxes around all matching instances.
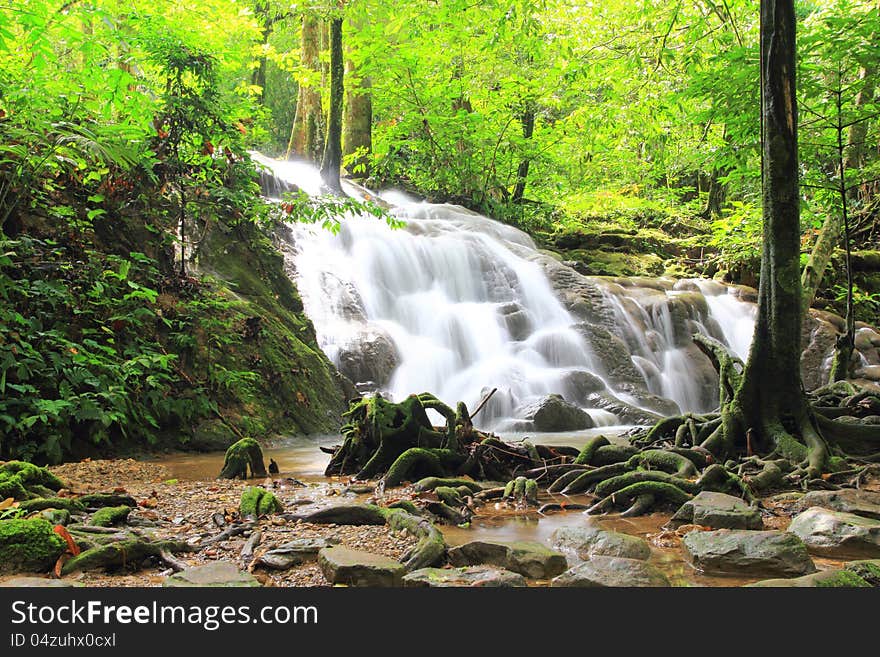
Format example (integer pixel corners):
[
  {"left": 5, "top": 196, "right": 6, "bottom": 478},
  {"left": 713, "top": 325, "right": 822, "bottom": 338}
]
[{"left": 42, "top": 459, "right": 417, "bottom": 587}]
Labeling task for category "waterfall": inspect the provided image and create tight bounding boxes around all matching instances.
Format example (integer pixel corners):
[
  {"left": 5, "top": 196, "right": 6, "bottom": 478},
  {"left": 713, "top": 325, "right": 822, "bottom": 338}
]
[{"left": 253, "top": 154, "right": 759, "bottom": 429}]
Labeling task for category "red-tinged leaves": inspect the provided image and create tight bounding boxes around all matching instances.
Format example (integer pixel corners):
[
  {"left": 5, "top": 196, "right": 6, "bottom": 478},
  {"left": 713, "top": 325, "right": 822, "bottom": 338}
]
[{"left": 53, "top": 525, "right": 81, "bottom": 557}]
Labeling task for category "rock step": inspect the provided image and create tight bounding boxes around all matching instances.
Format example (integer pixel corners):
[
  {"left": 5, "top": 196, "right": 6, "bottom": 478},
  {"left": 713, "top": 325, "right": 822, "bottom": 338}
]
[
  {"left": 551, "top": 556, "right": 670, "bottom": 587},
  {"left": 551, "top": 524, "right": 651, "bottom": 561},
  {"left": 403, "top": 565, "right": 527, "bottom": 587},
  {"left": 164, "top": 561, "right": 261, "bottom": 587},
  {"left": 318, "top": 546, "right": 404, "bottom": 587},
  {"left": 668, "top": 491, "right": 763, "bottom": 530}
]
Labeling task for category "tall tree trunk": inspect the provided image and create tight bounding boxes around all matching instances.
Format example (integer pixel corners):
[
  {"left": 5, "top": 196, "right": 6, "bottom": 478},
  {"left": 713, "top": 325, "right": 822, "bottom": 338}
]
[
  {"left": 718, "top": 0, "right": 827, "bottom": 476},
  {"left": 251, "top": 2, "right": 271, "bottom": 105},
  {"left": 801, "top": 62, "right": 876, "bottom": 309},
  {"left": 343, "top": 59, "right": 372, "bottom": 177},
  {"left": 287, "top": 15, "right": 324, "bottom": 161},
  {"left": 320, "top": 17, "right": 344, "bottom": 194},
  {"left": 512, "top": 102, "right": 535, "bottom": 203}
]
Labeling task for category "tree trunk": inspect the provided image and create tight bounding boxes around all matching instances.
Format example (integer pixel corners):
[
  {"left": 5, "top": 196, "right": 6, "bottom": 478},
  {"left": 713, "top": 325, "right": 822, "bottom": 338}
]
[
  {"left": 343, "top": 59, "right": 372, "bottom": 177},
  {"left": 286, "top": 15, "right": 324, "bottom": 161},
  {"left": 320, "top": 17, "right": 344, "bottom": 194},
  {"left": 512, "top": 103, "right": 535, "bottom": 203},
  {"left": 801, "top": 62, "right": 876, "bottom": 309},
  {"left": 720, "top": 0, "right": 827, "bottom": 476}
]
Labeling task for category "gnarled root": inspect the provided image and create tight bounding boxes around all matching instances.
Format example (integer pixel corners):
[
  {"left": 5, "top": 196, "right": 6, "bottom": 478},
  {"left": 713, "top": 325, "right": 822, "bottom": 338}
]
[{"left": 587, "top": 481, "right": 693, "bottom": 517}]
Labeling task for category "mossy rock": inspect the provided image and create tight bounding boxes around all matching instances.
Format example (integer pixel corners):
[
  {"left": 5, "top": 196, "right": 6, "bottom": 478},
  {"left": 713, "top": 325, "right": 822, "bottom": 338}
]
[
  {"left": 0, "top": 519, "right": 66, "bottom": 574},
  {"left": 89, "top": 505, "right": 132, "bottom": 527},
  {"left": 39, "top": 509, "right": 71, "bottom": 526},
  {"left": 218, "top": 437, "right": 267, "bottom": 480},
  {"left": 239, "top": 487, "right": 283, "bottom": 519},
  {"left": 77, "top": 493, "right": 137, "bottom": 508},
  {"left": 844, "top": 559, "right": 880, "bottom": 586}
]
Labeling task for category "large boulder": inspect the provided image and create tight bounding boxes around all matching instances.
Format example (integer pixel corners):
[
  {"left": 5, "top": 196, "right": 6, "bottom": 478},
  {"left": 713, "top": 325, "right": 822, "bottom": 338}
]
[
  {"left": 335, "top": 329, "right": 399, "bottom": 388},
  {"left": 550, "top": 556, "right": 670, "bottom": 587},
  {"left": 164, "top": 562, "right": 261, "bottom": 588},
  {"left": 0, "top": 519, "right": 66, "bottom": 575},
  {"left": 681, "top": 530, "right": 816, "bottom": 577},
  {"left": 551, "top": 524, "right": 652, "bottom": 561},
  {"left": 667, "top": 491, "right": 764, "bottom": 530},
  {"left": 402, "top": 565, "right": 527, "bottom": 588},
  {"left": 790, "top": 489, "right": 880, "bottom": 521},
  {"left": 801, "top": 316, "right": 838, "bottom": 391},
  {"left": 447, "top": 540, "right": 567, "bottom": 579},
  {"left": 318, "top": 546, "right": 404, "bottom": 587},
  {"left": 517, "top": 394, "right": 594, "bottom": 432},
  {"left": 787, "top": 507, "right": 880, "bottom": 558}
]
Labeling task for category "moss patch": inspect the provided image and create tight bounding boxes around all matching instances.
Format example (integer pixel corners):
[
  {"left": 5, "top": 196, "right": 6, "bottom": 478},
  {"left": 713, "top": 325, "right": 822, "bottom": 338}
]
[
  {"left": 89, "top": 505, "right": 132, "bottom": 527},
  {"left": 0, "top": 518, "right": 66, "bottom": 574},
  {"left": 239, "top": 486, "right": 283, "bottom": 519}
]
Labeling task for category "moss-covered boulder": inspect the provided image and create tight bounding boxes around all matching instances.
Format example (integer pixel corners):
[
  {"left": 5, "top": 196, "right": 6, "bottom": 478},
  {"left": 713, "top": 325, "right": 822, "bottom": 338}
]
[
  {"left": 748, "top": 569, "right": 871, "bottom": 587},
  {"left": 844, "top": 559, "right": 880, "bottom": 586},
  {"left": 18, "top": 497, "right": 86, "bottom": 514},
  {"left": 0, "top": 519, "right": 66, "bottom": 574},
  {"left": 89, "top": 505, "right": 132, "bottom": 527},
  {"left": 239, "top": 487, "right": 283, "bottom": 519},
  {"left": 218, "top": 437, "right": 267, "bottom": 480},
  {"left": 447, "top": 540, "right": 567, "bottom": 579}
]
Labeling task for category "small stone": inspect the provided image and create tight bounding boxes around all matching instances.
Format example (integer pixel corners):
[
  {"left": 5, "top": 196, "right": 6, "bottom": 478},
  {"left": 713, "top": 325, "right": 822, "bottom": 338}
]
[
  {"left": 403, "top": 565, "right": 527, "bottom": 587},
  {"left": 0, "top": 577, "right": 83, "bottom": 587},
  {"left": 164, "top": 561, "right": 261, "bottom": 587},
  {"left": 551, "top": 556, "right": 670, "bottom": 587}
]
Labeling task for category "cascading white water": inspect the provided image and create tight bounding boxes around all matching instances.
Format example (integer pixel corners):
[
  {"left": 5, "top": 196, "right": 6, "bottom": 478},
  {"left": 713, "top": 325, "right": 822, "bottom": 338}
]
[{"left": 253, "top": 154, "right": 759, "bottom": 428}]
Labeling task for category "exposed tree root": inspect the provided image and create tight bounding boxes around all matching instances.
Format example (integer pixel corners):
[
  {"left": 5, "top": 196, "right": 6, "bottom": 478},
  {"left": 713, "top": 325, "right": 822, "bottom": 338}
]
[{"left": 61, "top": 539, "right": 194, "bottom": 574}]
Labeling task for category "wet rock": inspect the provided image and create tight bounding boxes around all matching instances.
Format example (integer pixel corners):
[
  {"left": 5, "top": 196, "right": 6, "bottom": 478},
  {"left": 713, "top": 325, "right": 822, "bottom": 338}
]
[
  {"left": 189, "top": 419, "right": 235, "bottom": 451},
  {"left": 748, "top": 569, "right": 870, "bottom": 587},
  {"left": 318, "top": 546, "right": 404, "bottom": 587},
  {"left": 575, "top": 323, "right": 649, "bottom": 393},
  {"left": 855, "top": 328, "right": 880, "bottom": 351},
  {"left": 550, "top": 555, "right": 670, "bottom": 587},
  {"left": 551, "top": 524, "right": 652, "bottom": 561},
  {"left": 729, "top": 284, "right": 757, "bottom": 303},
  {"left": 164, "top": 561, "right": 261, "bottom": 587},
  {"left": 632, "top": 356, "right": 662, "bottom": 392},
  {"left": 585, "top": 393, "right": 663, "bottom": 425},
  {"left": 676, "top": 343, "right": 721, "bottom": 410},
  {"left": 402, "top": 565, "right": 527, "bottom": 587},
  {"left": 788, "top": 507, "right": 880, "bottom": 558},
  {"left": 856, "top": 365, "right": 880, "bottom": 382},
  {"left": 844, "top": 559, "right": 880, "bottom": 586},
  {"left": 790, "top": 489, "right": 880, "bottom": 521},
  {"left": 0, "top": 577, "right": 83, "bottom": 587},
  {"left": 498, "top": 302, "right": 533, "bottom": 341},
  {"left": 335, "top": 329, "right": 399, "bottom": 387},
  {"left": 517, "top": 394, "right": 594, "bottom": 432},
  {"left": 667, "top": 491, "right": 764, "bottom": 530},
  {"left": 447, "top": 540, "right": 567, "bottom": 579},
  {"left": 681, "top": 530, "right": 816, "bottom": 577},
  {"left": 560, "top": 370, "right": 607, "bottom": 404},
  {"left": 258, "top": 538, "right": 337, "bottom": 570}
]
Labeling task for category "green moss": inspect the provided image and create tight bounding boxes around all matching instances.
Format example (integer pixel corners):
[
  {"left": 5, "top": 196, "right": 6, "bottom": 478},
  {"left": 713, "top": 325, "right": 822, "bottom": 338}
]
[
  {"left": 0, "top": 473, "right": 28, "bottom": 500},
  {"left": 218, "top": 437, "right": 267, "bottom": 479},
  {"left": 0, "top": 518, "right": 66, "bottom": 574},
  {"left": 89, "top": 505, "right": 132, "bottom": 527},
  {"left": 39, "top": 509, "right": 71, "bottom": 526},
  {"left": 627, "top": 449, "right": 698, "bottom": 477},
  {"left": 574, "top": 435, "right": 610, "bottom": 465},
  {"left": 239, "top": 486, "right": 283, "bottom": 519},
  {"left": 384, "top": 448, "right": 462, "bottom": 487},
  {"left": 18, "top": 497, "right": 86, "bottom": 514},
  {"left": 844, "top": 560, "right": 880, "bottom": 586},
  {"left": 815, "top": 570, "right": 870, "bottom": 588},
  {"left": 0, "top": 462, "right": 64, "bottom": 498}
]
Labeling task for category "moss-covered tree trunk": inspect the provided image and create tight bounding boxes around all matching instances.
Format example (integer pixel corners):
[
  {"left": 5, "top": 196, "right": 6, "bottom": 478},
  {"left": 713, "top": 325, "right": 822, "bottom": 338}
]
[
  {"left": 287, "top": 15, "right": 324, "bottom": 161},
  {"left": 719, "top": 0, "right": 828, "bottom": 476},
  {"left": 343, "top": 58, "right": 372, "bottom": 177},
  {"left": 320, "top": 17, "right": 344, "bottom": 194}
]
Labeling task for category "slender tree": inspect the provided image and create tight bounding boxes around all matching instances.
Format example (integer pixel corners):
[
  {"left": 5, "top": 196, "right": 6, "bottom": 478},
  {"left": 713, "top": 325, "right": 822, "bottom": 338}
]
[
  {"left": 287, "top": 15, "right": 324, "bottom": 160},
  {"left": 342, "top": 58, "right": 372, "bottom": 177},
  {"left": 320, "top": 16, "right": 344, "bottom": 193}
]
